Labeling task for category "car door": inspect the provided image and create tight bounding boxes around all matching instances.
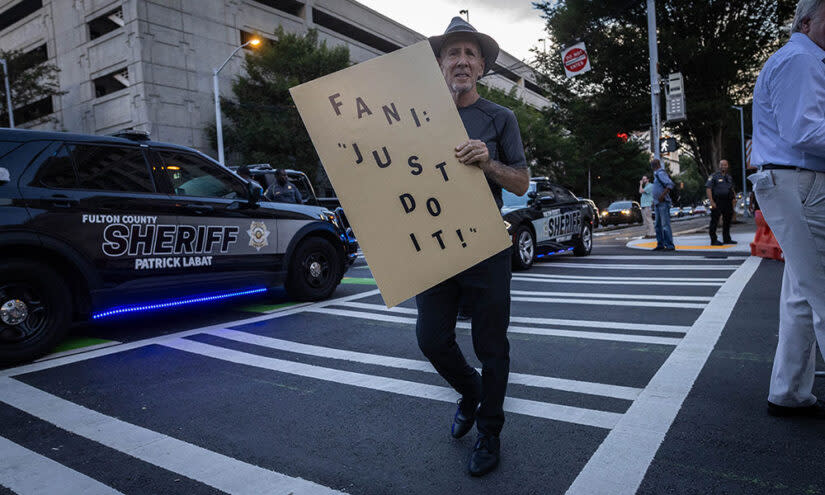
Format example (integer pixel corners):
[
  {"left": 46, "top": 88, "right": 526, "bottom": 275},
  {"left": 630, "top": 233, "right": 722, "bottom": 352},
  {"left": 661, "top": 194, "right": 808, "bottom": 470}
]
[
  {"left": 152, "top": 148, "right": 283, "bottom": 285},
  {"left": 20, "top": 141, "right": 181, "bottom": 291},
  {"left": 544, "top": 185, "right": 583, "bottom": 243}
]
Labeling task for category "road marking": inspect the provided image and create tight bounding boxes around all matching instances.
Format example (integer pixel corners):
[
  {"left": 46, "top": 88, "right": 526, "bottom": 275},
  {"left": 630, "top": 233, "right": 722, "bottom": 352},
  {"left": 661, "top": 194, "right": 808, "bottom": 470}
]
[
  {"left": 512, "top": 277, "right": 723, "bottom": 287},
  {"left": 0, "top": 289, "right": 381, "bottom": 379},
  {"left": 529, "top": 263, "right": 737, "bottom": 270},
  {"left": 0, "top": 378, "right": 344, "bottom": 495},
  {"left": 0, "top": 436, "right": 123, "bottom": 495},
  {"left": 509, "top": 291, "right": 712, "bottom": 302},
  {"left": 577, "top": 255, "right": 746, "bottom": 261},
  {"left": 565, "top": 256, "right": 761, "bottom": 495},
  {"left": 309, "top": 308, "right": 683, "bottom": 345},
  {"left": 511, "top": 296, "right": 705, "bottom": 309},
  {"left": 338, "top": 302, "right": 691, "bottom": 334},
  {"left": 161, "top": 338, "right": 622, "bottom": 429},
  {"left": 515, "top": 273, "right": 728, "bottom": 282},
  {"left": 207, "top": 328, "right": 642, "bottom": 400}
]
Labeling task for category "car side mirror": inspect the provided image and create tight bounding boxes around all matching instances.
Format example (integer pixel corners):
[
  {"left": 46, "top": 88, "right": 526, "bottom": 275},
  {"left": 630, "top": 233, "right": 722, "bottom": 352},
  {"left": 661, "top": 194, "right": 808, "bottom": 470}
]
[
  {"left": 539, "top": 193, "right": 556, "bottom": 206},
  {"left": 247, "top": 182, "right": 263, "bottom": 205},
  {"left": 527, "top": 191, "right": 537, "bottom": 199}
]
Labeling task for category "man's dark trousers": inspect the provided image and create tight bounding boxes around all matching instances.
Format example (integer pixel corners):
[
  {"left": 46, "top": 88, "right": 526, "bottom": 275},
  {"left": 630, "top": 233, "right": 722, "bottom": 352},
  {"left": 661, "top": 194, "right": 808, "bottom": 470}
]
[
  {"left": 710, "top": 199, "right": 733, "bottom": 243},
  {"left": 415, "top": 248, "right": 511, "bottom": 436}
]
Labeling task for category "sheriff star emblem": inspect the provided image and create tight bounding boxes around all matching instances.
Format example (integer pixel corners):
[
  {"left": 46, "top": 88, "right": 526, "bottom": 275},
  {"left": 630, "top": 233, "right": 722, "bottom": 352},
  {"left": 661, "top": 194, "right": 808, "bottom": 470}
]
[{"left": 247, "top": 221, "right": 270, "bottom": 251}]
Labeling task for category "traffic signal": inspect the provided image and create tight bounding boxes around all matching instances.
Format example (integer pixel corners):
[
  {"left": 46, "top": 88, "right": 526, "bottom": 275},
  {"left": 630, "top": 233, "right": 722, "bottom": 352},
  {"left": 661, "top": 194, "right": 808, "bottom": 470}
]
[
  {"left": 661, "top": 137, "right": 678, "bottom": 152},
  {"left": 616, "top": 132, "right": 629, "bottom": 143}
]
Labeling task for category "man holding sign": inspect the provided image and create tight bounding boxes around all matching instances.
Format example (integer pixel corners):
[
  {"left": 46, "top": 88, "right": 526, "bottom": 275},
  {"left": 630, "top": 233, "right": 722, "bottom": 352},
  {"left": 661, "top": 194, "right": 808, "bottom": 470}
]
[{"left": 418, "top": 17, "right": 529, "bottom": 477}]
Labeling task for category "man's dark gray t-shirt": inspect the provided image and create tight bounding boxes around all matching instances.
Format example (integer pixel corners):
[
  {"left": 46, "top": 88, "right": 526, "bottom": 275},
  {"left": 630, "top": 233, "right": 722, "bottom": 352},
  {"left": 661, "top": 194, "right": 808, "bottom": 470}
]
[{"left": 458, "top": 97, "right": 528, "bottom": 208}]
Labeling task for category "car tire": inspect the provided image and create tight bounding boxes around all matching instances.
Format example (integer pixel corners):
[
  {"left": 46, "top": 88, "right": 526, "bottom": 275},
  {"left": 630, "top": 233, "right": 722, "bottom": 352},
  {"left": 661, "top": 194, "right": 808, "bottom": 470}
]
[
  {"left": 0, "top": 261, "right": 72, "bottom": 365},
  {"left": 574, "top": 223, "right": 593, "bottom": 257},
  {"left": 512, "top": 225, "right": 535, "bottom": 271},
  {"left": 285, "top": 237, "right": 343, "bottom": 301}
]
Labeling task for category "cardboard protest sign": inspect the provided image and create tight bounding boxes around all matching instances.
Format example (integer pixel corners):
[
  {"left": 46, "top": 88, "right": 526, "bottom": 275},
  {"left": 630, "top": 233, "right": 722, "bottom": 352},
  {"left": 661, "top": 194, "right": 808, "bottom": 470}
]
[{"left": 290, "top": 40, "right": 511, "bottom": 307}]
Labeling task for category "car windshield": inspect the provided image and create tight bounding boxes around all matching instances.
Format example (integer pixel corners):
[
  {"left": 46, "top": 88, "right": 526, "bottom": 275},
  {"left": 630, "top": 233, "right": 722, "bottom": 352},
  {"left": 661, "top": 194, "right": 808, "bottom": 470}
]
[
  {"left": 608, "top": 201, "right": 632, "bottom": 210},
  {"left": 502, "top": 183, "right": 535, "bottom": 208}
]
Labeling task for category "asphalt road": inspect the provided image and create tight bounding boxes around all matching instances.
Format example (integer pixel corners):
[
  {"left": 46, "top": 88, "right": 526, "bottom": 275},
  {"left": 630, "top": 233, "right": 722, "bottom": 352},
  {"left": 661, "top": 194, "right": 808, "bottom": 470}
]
[{"left": 2, "top": 225, "right": 824, "bottom": 495}]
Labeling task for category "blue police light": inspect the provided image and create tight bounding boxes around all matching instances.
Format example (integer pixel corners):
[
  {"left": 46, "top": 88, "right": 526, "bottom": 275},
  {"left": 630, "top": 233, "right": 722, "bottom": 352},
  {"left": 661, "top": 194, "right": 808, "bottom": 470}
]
[{"left": 91, "top": 287, "right": 268, "bottom": 320}]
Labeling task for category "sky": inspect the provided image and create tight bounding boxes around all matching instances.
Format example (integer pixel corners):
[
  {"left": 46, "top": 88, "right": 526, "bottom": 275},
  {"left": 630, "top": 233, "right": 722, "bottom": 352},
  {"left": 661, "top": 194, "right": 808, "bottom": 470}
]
[{"left": 355, "top": 0, "right": 549, "bottom": 63}]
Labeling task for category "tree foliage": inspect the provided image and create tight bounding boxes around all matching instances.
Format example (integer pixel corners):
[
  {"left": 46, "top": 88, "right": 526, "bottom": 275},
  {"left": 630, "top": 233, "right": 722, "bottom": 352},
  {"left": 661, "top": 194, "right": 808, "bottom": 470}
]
[
  {"left": 212, "top": 28, "right": 350, "bottom": 181},
  {"left": 0, "top": 47, "right": 64, "bottom": 126},
  {"left": 533, "top": 0, "right": 795, "bottom": 179}
]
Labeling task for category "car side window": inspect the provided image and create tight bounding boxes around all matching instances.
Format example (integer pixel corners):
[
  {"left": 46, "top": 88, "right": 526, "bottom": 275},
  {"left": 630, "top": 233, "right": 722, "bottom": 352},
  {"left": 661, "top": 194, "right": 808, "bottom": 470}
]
[
  {"left": 72, "top": 144, "right": 154, "bottom": 192},
  {"left": 158, "top": 151, "right": 246, "bottom": 199},
  {"left": 552, "top": 186, "right": 577, "bottom": 203},
  {"left": 34, "top": 145, "right": 78, "bottom": 188}
]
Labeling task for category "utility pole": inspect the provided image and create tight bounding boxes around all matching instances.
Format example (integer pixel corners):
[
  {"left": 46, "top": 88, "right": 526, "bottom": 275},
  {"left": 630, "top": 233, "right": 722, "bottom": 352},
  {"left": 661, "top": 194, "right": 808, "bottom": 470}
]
[
  {"left": 0, "top": 59, "right": 13, "bottom": 128},
  {"left": 732, "top": 105, "right": 748, "bottom": 216},
  {"left": 647, "top": 0, "right": 660, "bottom": 161}
]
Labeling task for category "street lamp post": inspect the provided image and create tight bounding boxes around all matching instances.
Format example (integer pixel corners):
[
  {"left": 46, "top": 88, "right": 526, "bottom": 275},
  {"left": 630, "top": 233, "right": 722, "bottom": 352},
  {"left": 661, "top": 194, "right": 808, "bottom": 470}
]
[
  {"left": 0, "top": 59, "right": 14, "bottom": 128},
  {"left": 731, "top": 105, "right": 747, "bottom": 216},
  {"left": 591, "top": 149, "right": 609, "bottom": 199},
  {"left": 459, "top": 9, "right": 469, "bottom": 22},
  {"left": 213, "top": 38, "right": 259, "bottom": 167},
  {"left": 646, "top": 0, "right": 661, "bottom": 161}
]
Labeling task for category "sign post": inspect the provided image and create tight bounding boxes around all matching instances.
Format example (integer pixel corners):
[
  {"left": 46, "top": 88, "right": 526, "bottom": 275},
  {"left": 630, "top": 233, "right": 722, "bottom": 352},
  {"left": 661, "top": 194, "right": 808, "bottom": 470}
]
[{"left": 290, "top": 41, "right": 512, "bottom": 307}]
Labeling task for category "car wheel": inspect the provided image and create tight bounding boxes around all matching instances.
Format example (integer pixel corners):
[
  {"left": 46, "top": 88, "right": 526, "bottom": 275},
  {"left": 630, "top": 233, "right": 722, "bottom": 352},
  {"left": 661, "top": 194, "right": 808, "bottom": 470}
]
[
  {"left": 574, "top": 223, "right": 593, "bottom": 257},
  {"left": 285, "top": 237, "right": 343, "bottom": 301},
  {"left": 512, "top": 225, "right": 535, "bottom": 271},
  {"left": 0, "top": 261, "right": 71, "bottom": 365}
]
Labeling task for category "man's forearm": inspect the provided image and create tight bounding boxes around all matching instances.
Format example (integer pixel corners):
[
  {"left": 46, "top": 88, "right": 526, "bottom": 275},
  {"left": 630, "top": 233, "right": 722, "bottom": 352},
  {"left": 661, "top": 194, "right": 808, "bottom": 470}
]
[
  {"left": 483, "top": 160, "right": 530, "bottom": 196},
  {"left": 706, "top": 188, "right": 713, "bottom": 204}
]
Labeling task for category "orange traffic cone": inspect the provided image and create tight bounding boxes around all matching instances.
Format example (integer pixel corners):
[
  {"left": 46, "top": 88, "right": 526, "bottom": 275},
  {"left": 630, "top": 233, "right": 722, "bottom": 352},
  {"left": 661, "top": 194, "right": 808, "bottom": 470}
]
[{"left": 750, "top": 210, "right": 784, "bottom": 261}]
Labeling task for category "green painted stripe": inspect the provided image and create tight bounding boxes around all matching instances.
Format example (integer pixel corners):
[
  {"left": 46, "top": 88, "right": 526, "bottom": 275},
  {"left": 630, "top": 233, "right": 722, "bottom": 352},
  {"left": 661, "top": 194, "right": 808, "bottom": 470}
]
[
  {"left": 341, "top": 277, "right": 377, "bottom": 285},
  {"left": 239, "top": 302, "right": 299, "bottom": 313},
  {"left": 53, "top": 337, "right": 113, "bottom": 353}
]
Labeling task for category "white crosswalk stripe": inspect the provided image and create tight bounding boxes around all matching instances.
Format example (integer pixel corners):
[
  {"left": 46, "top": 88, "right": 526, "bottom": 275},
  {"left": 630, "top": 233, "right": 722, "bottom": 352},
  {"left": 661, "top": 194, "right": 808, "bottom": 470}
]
[
  {"left": 0, "top": 378, "right": 345, "bottom": 495},
  {"left": 0, "top": 436, "right": 124, "bottom": 495}
]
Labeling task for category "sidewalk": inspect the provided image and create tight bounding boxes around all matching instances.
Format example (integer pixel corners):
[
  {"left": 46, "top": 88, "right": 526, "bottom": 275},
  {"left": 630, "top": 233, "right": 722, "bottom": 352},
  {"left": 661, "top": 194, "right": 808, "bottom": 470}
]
[{"left": 627, "top": 216, "right": 757, "bottom": 253}]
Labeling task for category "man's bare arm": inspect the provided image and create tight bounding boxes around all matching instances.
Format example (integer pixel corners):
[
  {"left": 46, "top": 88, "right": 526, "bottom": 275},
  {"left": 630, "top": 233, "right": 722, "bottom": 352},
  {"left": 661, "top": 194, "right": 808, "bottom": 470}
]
[{"left": 455, "top": 140, "right": 529, "bottom": 196}]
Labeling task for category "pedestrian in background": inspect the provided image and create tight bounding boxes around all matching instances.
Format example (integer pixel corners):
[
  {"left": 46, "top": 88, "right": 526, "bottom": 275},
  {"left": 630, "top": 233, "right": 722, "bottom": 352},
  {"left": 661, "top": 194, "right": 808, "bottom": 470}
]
[
  {"left": 706, "top": 159, "right": 737, "bottom": 245},
  {"left": 265, "top": 169, "right": 303, "bottom": 204},
  {"left": 639, "top": 175, "right": 655, "bottom": 238},
  {"left": 650, "top": 159, "right": 675, "bottom": 251},
  {"left": 750, "top": 0, "right": 825, "bottom": 418},
  {"left": 416, "top": 16, "right": 529, "bottom": 477}
]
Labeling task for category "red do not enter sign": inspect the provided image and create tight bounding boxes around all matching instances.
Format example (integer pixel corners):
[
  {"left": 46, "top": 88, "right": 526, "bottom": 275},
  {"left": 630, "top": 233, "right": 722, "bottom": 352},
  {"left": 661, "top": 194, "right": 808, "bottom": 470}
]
[{"left": 564, "top": 48, "right": 588, "bottom": 73}]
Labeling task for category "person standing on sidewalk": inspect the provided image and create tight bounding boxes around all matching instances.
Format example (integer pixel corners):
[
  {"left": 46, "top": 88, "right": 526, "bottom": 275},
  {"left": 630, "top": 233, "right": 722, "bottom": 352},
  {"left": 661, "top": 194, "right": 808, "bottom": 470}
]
[
  {"left": 706, "top": 159, "right": 737, "bottom": 245},
  {"left": 750, "top": 0, "right": 825, "bottom": 418},
  {"left": 639, "top": 175, "right": 655, "bottom": 238},
  {"left": 650, "top": 159, "right": 675, "bottom": 251},
  {"left": 416, "top": 17, "right": 529, "bottom": 476}
]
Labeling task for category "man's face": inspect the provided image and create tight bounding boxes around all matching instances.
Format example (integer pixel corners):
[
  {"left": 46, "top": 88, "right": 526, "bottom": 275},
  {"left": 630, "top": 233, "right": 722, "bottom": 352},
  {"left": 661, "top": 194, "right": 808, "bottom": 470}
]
[
  {"left": 438, "top": 37, "right": 485, "bottom": 94},
  {"left": 276, "top": 170, "right": 287, "bottom": 184},
  {"left": 801, "top": 2, "right": 825, "bottom": 50},
  {"left": 720, "top": 160, "right": 729, "bottom": 174},
  {"left": 642, "top": 176, "right": 649, "bottom": 183}
]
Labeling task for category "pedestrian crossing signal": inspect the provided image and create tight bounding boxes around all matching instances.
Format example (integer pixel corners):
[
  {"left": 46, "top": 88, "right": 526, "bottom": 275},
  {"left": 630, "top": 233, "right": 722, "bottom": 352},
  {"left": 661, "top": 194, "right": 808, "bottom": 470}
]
[{"left": 617, "top": 132, "right": 628, "bottom": 143}]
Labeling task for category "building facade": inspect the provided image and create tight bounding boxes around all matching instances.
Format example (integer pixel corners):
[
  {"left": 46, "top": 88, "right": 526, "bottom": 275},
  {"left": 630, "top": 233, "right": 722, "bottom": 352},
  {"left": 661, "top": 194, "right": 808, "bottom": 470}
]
[{"left": 0, "top": 0, "right": 550, "bottom": 158}]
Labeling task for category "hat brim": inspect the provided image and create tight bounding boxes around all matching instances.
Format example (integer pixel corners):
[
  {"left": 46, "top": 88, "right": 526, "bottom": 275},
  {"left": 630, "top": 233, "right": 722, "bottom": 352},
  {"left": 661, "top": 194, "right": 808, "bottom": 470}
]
[{"left": 428, "top": 31, "right": 499, "bottom": 76}]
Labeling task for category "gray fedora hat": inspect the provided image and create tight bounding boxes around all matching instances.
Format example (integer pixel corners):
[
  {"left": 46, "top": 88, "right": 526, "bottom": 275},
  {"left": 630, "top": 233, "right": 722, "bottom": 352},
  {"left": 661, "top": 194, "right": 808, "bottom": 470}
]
[{"left": 428, "top": 16, "right": 499, "bottom": 76}]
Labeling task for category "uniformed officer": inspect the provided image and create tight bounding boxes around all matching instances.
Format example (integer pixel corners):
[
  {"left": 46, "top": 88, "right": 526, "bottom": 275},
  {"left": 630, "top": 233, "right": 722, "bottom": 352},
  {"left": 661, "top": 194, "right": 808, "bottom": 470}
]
[
  {"left": 705, "top": 159, "right": 737, "bottom": 245},
  {"left": 264, "top": 169, "right": 303, "bottom": 204}
]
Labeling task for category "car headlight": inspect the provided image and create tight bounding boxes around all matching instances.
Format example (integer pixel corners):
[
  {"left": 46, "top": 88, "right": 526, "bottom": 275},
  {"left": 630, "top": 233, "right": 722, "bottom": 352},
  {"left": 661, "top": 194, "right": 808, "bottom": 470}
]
[
  {"left": 621, "top": 209, "right": 630, "bottom": 215},
  {"left": 601, "top": 211, "right": 608, "bottom": 216},
  {"left": 319, "top": 211, "right": 336, "bottom": 223}
]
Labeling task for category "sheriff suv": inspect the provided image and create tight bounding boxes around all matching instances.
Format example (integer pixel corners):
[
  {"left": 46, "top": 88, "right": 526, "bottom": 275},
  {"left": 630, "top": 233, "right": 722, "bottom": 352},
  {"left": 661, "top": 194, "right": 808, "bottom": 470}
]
[
  {"left": 501, "top": 177, "right": 594, "bottom": 270},
  {"left": 0, "top": 129, "right": 357, "bottom": 365}
]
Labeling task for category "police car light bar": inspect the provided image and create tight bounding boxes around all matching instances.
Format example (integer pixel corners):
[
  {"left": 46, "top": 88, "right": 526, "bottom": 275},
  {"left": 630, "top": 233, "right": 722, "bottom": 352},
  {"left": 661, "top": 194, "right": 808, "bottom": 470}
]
[{"left": 91, "top": 287, "right": 268, "bottom": 320}]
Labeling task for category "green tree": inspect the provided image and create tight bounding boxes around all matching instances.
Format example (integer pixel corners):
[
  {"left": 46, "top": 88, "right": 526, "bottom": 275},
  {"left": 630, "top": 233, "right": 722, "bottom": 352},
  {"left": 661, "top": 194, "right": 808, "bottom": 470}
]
[
  {"left": 0, "top": 47, "right": 64, "bottom": 126},
  {"left": 533, "top": 0, "right": 795, "bottom": 179},
  {"left": 211, "top": 28, "right": 350, "bottom": 182}
]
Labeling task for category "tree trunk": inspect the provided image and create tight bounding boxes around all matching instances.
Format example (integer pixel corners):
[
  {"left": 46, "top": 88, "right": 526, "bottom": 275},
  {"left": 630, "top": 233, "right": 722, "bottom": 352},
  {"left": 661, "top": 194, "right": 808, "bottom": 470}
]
[{"left": 698, "top": 124, "right": 723, "bottom": 178}]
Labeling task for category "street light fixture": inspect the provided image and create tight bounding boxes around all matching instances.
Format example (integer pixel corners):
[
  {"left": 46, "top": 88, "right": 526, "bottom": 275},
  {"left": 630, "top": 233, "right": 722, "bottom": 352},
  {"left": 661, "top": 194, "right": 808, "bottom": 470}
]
[
  {"left": 731, "top": 105, "right": 748, "bottom": 216},
  {"left": 213, "top": 38, "right": 260, "bottom": 167},
  {"left": 0, "top": 59, "right": 14, "bottom": 128},
  {"left": 459, "top": 9, "right": 469, "bottom": 22}
]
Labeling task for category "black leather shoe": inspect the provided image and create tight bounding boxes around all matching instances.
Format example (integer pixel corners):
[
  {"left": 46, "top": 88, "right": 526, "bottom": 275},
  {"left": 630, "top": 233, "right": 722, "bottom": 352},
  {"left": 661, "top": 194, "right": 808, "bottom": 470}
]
[
  {"left": 451, "top": 398, "right": 478, "bottom": 439},
  {"left": 456, "top": 313, "right": 471, "bottom": 321},
  {"left": 468, "top": 435, "right": 500, "bottom": 476},
  {"left": 710, "top": 240, "right": 723, "bottom": 246},
  {"left": 723, "top": 239, "right": 738, "bottom": 244},
  {"left": 653, "top": 246, "right": 665, "bottom": 251},
  {"left": 768, "top": 399, "right": 825, "bottom": 418}
]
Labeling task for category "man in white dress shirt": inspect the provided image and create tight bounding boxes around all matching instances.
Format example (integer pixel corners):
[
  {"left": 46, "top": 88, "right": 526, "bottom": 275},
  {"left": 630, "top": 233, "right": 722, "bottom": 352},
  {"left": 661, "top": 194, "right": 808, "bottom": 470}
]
[{"left": 751, "top": 0, "right": 825, "bottom": 418}]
